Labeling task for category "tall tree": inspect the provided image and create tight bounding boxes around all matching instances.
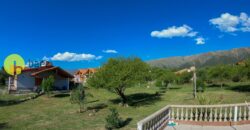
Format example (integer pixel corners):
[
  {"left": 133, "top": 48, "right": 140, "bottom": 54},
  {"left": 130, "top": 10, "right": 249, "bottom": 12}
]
[{"left": 87, "top": 57, "right": 149, "bottom": 105}]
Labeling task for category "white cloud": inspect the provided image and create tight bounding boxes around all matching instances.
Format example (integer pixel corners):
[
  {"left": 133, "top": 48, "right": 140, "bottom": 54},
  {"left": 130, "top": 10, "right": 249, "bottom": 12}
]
[
  {"left": 209, "top": 12, "right": 250, "bottom": 33},
  {"left": 195, "top": 37, "right": 205, "bottom": 45},
  {"left": 42, "top": 56, "right": 50, "bottom": 61},
  {"left": 151, "top": 24, "right": 197, "bottom": 38},
  {"left": 48, "top": 52, "right": 102, "bottom": 62},
  {"left": 102, "top": 49, "right": 118, "bottom": 54},
  {"left": 95, "top": 56, "right": 103, "bottom": 60}
]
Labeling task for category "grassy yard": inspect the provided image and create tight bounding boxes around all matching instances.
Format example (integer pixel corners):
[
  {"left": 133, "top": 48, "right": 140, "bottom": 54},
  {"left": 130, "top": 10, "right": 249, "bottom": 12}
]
[{"left": 0, "top": 82, "right": 250, "bottom": 130}]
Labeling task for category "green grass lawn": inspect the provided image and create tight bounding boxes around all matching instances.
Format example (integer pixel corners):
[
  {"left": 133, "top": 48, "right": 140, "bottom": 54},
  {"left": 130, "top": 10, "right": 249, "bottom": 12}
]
[{"left": 0, "top": 82, "right": 250, "bottom": 130}]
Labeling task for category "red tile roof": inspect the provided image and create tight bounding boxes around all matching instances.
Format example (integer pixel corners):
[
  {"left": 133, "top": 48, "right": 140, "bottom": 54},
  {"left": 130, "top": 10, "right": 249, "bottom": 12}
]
[
  {"left": 22, "top": 66, "right": 73, "bottom": 78},
  {"left": 31, "top": 67, "right": 74, "bottom": 78},
  {"left": 75, "top": 68, "right": 97, "bottom": 75}
]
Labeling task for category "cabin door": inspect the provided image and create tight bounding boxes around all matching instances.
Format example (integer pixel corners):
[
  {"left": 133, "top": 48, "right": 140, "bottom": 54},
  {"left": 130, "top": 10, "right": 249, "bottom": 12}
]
[{"left": 35, "top": 78, "right": 43, "bottom": 86}]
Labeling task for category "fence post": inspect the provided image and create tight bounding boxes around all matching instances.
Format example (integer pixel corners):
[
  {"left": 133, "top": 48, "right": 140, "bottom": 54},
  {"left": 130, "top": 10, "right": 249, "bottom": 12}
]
[{"left": 234, "top": 106, "right": 238, "bottom": 122}]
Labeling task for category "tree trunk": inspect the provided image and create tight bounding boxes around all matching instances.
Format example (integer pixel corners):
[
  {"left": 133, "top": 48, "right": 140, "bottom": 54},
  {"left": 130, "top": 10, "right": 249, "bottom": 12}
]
[
  {"left": 120, "top": 92, "right": 127, "bottom": 104},
  {"left": 115, "top": 88, "right": 127, "bottom": 105}
]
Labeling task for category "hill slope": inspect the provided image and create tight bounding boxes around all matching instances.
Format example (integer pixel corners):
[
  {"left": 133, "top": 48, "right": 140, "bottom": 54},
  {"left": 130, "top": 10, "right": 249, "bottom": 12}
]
[{"left": 147, "top": 47, "right": 250, "bottom": 69}]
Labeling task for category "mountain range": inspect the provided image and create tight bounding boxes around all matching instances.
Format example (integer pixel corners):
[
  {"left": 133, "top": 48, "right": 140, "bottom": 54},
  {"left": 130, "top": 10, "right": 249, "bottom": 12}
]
[{"left": 147, "top": 47, "right": 250, "bottom": 69}]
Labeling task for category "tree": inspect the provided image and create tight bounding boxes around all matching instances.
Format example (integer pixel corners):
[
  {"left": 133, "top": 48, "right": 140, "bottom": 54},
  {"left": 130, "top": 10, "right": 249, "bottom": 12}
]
[
  {"left": 0, "top": 67, "right": 8, "bottom": 86},
  {"left": 87, "top": 57, "right": 149, "bottom": 105},
  {"left": 70, "top": 84, "right": 92, "bottom": 112},
  {"left": 41, "top": 75, "right": 55, "bottom": 96}
]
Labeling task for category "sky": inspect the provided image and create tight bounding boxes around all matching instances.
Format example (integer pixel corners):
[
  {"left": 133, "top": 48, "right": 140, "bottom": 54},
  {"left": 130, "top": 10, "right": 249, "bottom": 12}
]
[{"left": 0, "top": 0, "right": 250, "bottom": 69}]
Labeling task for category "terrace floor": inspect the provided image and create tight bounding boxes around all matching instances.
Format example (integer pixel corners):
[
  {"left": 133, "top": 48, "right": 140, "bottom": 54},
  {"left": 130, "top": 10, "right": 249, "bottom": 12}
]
[{"left": 164, "top": 124, "right": 250, "bottom": 130}]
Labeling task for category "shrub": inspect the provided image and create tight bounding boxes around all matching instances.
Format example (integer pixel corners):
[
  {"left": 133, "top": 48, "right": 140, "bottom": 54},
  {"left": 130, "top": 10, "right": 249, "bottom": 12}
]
[
  {"left": 105, "top": 108, "right": 123, "bottom": 130},
  {"left": 232, "top": 75, "right": 241, "bottom": 82},
  {"left": 41, "top": 75, "right": 55, "bottom": 97},
  {"left": 196, "top": 94, "right": 223, "bottom": 105},
  {"left": 196, "top": 79, "right": 206, "bottom": 92}
]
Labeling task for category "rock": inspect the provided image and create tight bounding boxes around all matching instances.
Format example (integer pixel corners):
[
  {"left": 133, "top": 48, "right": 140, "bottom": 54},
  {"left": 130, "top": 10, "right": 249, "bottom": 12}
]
[{"left": 88, "top": 113, "right": 94, "bottom": 117}]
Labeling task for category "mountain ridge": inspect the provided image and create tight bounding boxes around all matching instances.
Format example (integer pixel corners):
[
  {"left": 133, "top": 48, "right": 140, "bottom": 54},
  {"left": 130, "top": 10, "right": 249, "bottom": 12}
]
[{"left": 147, "top": 47, "right": 250, "bottom": 69}]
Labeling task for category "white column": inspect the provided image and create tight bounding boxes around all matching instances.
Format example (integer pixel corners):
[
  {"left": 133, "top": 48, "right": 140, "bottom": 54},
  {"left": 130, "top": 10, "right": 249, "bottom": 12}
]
[{"left": 234, "top": 106, "right": 238, "bottom": 122}]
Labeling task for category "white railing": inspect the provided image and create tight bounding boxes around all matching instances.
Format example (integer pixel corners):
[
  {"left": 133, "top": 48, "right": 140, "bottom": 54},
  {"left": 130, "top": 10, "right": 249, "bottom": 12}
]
[
  {"left": 137, "top": 103, "right": 250, "bottom": 130},
  {"left": 137, "top": 106, "right": 171, "bottom": 130}
]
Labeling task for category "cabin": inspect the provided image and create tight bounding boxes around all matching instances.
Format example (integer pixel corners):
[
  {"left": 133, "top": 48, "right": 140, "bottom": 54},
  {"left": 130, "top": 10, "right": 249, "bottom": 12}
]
[
  {"left": 7, "top": 62, "right": 74, "bottom": 93},
  {"left": 73, "top": 68, "right": 97, "bottom": 83}
]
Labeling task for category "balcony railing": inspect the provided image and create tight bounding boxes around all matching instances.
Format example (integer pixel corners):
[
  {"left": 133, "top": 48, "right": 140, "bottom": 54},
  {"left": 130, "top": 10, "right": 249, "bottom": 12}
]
[{"left": 137, "top": 103, "right": 250, "bottom": 130}]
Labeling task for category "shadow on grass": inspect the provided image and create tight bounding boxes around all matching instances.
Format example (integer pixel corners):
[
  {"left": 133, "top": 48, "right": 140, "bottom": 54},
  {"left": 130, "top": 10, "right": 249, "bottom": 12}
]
[
  {"left": 227, "top": 84, "right": 250, "bottom": 92},
  {"left": 121, "top": 118, "right": 132, "bottom": 127},
  {"left": 0, "top": 99, "right": 23, "bottom": 107},
  {"left": 0, "top": 122, "right": 10, "bottom": 129},
  {"left": 207, "top": 83, "right": 229, "bottom": 88},
  {"left": 156, "top": 86, "right": 181, "bottom": 94},
  {"left": 87, "top": 99, "right": 99, "bottom": 104},
  {"left": 87, "top": 103, "right": 108, "bottom": 112},
  {"left": 110, "top": 92, "right": 161, "bottom": 107},
  {"left": 53, "top": 93, "right": 70, "bottom": 98},
  {"left": 168, "top": 87, "right": 181, "bottom": 90}
]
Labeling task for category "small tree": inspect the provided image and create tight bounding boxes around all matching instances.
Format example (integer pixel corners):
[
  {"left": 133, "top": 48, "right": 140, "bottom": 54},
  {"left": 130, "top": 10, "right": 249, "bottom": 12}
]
[
  {"left": 41, "top": 75, "right": 55, "bottom": 97},
  {"left": 105, "top": 108, "right": 123, "bottom": 130},
  {"left": 70, "top": 84, "right": 92, "bottom": 112},
  {"left": 87, "top": 57, "right": 149, "bottom": 105}
]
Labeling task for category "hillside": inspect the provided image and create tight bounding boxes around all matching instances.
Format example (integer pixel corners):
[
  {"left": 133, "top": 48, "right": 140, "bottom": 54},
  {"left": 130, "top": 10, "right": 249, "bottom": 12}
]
[{"left": 147, "top": 47, "right": 250, "bottom": 69}]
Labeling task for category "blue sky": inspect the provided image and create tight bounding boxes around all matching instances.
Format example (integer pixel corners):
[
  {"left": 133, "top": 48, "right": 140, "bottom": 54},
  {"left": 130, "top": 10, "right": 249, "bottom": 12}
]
[{"left": 0, "top": 0, "right": 250, "bottom": 69}]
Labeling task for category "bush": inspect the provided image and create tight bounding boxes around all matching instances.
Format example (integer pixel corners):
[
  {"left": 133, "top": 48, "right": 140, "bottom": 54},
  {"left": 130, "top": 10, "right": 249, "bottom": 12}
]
[
  {"left": 41, "top": 75, "right": 55, "bottom": 96},
  {"left": 105, "top": 108, "right": 123, "bottom": 130},
  {"left": 232, "top": 75, "right": 241, "bottom": 82},
  {"left": 196, "top": 94, "right": 223, "bottom": 105},
  {"left": 196, "top": 79, "right": 206, "bottom": 92}
]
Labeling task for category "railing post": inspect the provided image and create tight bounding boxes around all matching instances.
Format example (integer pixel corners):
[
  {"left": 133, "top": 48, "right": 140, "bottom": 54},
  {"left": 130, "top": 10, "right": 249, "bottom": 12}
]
[
  {"left": 234, "top": 106, "right": 238, "bottom": 122},
  {"left": 137, "top": 122, "right": 143, "bottom": 130}
]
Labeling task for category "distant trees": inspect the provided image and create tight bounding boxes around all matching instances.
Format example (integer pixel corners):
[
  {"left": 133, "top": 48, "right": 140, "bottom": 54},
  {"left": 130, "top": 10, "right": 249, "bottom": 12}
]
[
  {"left": 41, "top": 75, "right": 55, "bottom": 96},
  {"left": 0, "top": 67, "right": 7, "bottom": 86},
  {"left": 196, "top": 59, "right": 250, "bottom": 85},
  {"left": 87, "top": 57, "right": 150, "bottom": 105},
  {"left": 152, "top": 68, "right": 176, "bottom": 88},
  {"left": 207, "top": 65, "right": 231, "bottom": 88},
  {"left": 176, "top": 72, "right": 193, "bottom": 84}
]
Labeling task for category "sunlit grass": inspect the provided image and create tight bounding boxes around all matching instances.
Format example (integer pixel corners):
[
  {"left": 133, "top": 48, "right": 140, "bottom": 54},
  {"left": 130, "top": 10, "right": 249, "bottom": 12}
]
[{"left": 0, "top": 82, "right": 249, "bottom": 130}]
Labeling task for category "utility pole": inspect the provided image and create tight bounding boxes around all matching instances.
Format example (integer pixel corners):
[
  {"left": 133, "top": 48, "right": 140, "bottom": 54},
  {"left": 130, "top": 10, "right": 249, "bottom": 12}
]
[
  {"left": 189, "top": 66, "right": 197, "bottom": 98},
  {"left": 193, "top": 70, "right": 197, "bottom": 98}
]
